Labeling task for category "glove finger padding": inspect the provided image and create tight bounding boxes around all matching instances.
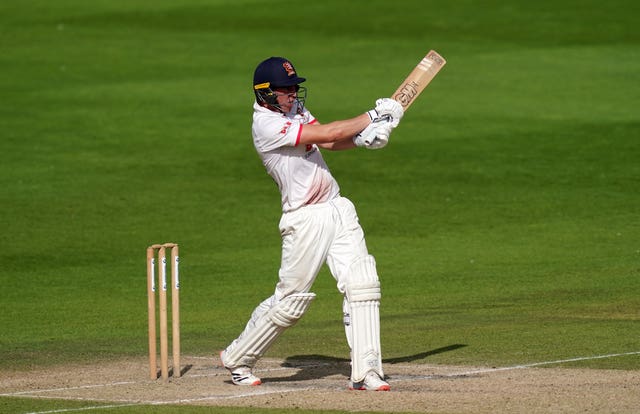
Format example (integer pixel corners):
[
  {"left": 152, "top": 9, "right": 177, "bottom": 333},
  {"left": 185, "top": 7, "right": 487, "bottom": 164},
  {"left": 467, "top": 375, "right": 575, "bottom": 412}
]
[
  {"left": 367, "top": 137, "right": 387, "bottom": 149},
  {"left": 353, "top": 122, "right": 377, "bottom": 147},
  {"left": 365, "top": 119, "right": 393, "bottom": 149},
  {"left": 375, "top": 98, "right": 404, "bottom": 128},
  {"left": 354, "top": 115, "right": 394, "bottom": 149}
]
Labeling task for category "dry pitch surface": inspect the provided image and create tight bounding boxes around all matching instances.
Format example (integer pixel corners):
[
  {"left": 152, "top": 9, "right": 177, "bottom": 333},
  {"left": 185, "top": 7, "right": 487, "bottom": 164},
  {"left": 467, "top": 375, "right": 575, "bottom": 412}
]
[{"left": 2, "top": 355, "right": 639, "bottom": 413}]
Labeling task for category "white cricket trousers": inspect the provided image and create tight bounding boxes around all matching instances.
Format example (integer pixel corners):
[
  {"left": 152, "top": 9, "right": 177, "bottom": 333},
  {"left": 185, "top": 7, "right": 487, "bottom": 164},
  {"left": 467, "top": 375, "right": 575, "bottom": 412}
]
[
  {"left": 275, "top": 196, "right": 370, "bottom": 301},
  {"left": 223, "top": 196, "right": 379, "bottom": 372}
]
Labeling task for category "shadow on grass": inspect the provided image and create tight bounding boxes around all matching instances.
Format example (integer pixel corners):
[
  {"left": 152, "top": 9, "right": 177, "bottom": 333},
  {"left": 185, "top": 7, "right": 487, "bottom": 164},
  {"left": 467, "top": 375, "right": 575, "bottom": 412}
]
[
  {"left": 384, "top": 344, "right": 467, "bottom": 364},
  {"left": 265, "top": 344, "right": 466, "bottom": 383}
]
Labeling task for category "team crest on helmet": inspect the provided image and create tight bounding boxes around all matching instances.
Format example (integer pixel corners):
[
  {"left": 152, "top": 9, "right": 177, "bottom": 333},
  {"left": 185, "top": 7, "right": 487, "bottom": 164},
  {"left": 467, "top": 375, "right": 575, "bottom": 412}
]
[{"left": 282, "top": 61, "right": 296, "bottom": 76}]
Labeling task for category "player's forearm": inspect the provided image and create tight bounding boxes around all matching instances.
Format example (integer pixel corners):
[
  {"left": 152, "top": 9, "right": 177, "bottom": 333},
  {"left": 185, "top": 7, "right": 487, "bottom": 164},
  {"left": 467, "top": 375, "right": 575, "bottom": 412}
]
[
  {"left": 318, "top": 137, "right": 357, "bottom": 151},
  {"left": 299, "top": 113, "right": 370, "bottom": 145},
  {"left": 327, "top": 113, "right": 371, "bottom": 140}
]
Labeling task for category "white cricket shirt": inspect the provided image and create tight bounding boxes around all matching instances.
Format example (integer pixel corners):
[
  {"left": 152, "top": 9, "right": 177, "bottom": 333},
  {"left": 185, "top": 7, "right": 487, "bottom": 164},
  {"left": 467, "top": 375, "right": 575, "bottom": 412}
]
[{"left": 252, "top": 102, "right": 340, "bottom": 212}]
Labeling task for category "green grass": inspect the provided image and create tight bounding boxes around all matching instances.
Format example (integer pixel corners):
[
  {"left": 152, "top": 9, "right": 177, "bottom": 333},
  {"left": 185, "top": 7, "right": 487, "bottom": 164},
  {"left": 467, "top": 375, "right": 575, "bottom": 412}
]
[
  {"left": 1, "top": 398, "right": 377, "bottom": 414},
  {"left": 1, "top": 0, "right": 639, "bottom": 412}
]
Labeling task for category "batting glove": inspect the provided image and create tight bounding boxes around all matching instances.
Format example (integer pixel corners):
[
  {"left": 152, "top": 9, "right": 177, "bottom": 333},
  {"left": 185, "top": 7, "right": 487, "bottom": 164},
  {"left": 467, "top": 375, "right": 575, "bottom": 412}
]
[{"left": 375, "top": 98, "right": 404, "bottom": 127}]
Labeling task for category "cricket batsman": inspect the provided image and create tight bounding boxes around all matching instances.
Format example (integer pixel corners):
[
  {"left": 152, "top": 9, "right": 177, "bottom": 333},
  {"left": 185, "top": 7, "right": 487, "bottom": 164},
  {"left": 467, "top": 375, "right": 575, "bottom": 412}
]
[{"left": 220, "top": 56, "right": 403, "bottom": 391}]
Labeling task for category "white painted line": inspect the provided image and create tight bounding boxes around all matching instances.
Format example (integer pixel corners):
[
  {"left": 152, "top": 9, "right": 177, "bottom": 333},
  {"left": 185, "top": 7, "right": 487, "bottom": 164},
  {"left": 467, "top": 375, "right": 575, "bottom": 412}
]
[
  {"left": 150, "top": 386, "right": 314, "bottom": 405},
  {"left": 10, "top": 350, "right": 640, "bottom": 414},
  {"left": 389, "top": 350, "right": 640, "bottom": 381},
  {"left": 2, "top": 381, "right": 137, "bottom": 396},
  {"left": 459, "top": 350, "right": 640, "bottom": 376},
  {"left": 20, "top": 387, "right": 315, "bottom": 414},
  {"left": 22, "top": 403, "right": 143, "bottom": 414}
]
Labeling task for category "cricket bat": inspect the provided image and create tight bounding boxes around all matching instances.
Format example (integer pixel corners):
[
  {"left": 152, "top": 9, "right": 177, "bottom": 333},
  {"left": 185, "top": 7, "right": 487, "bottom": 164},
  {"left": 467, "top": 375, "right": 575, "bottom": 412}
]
[{"left": 391, "top": 50, "right": 446, "bottom": 111}]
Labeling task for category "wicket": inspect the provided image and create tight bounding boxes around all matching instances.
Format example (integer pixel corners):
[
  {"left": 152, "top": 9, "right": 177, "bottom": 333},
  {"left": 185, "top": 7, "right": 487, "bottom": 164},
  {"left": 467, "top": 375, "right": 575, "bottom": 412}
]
[{"left": 147, "top": 243, "right": 180, "bottom": 380}]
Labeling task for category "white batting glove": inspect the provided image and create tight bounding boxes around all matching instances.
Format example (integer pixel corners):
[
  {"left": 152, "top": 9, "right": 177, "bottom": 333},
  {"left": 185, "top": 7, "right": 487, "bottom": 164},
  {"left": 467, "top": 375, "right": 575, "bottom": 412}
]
[
  {"left": 353, "top": 122, "right": 376, "bottom": 147},
  {"left": 353, "top": 116, "right": 393, "bottom": 149},
  {"left": 366, "top": 119, "right": 393, "bottom": 149},
  {"left": 375, "top": 98, "right": 404, "bottom": 127}
]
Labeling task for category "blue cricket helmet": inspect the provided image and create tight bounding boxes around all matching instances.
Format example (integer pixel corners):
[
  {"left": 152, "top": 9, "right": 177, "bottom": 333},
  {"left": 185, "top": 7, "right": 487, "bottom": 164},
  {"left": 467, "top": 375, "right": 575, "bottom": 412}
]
[
  {"left": 253, "top": 57, "right": 307, "bottom": 111},
  {"left": 253, "top": 57, "right": 306, "bottom": 89}
]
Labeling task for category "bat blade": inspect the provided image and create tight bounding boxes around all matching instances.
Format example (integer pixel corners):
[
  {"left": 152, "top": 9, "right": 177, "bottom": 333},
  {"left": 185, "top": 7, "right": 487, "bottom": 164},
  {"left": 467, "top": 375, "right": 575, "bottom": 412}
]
[{"left": 392, "top": 50, "right": 446, "bottom": 111}]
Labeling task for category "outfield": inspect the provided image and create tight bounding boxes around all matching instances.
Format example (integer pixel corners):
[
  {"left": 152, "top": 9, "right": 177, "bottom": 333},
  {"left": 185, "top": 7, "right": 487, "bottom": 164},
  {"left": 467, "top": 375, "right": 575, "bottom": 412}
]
[{"left": 1, "top": 0, "right": 639, "bottom": 413}]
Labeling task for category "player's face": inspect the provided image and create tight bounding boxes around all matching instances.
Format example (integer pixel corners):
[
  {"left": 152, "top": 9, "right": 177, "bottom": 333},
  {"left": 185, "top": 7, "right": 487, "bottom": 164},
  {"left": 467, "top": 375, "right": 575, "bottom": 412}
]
[{"left": 273, "top": 86, "right": 298, "bottom": 113}]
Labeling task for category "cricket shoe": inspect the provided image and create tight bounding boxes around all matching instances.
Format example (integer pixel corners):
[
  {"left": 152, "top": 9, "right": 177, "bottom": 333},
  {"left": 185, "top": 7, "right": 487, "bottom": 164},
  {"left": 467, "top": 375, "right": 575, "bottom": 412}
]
[
  {"left": 349, "top": 372, "right": 390, "bottom": 391},
  {"left": 229, "top": 366, "right": 262, "bottom": 386},
  {"left": 220, "top": 351, "right": 261, "bottom": 386}
]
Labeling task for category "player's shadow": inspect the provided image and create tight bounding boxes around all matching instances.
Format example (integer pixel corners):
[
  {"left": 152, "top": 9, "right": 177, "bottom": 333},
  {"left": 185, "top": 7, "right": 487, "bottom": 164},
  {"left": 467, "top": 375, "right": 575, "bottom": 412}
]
[
  {"left": 383, "top": 344, "right": 467, "bottom": 364},
  {"left": 265, "top": 344, "right": 466, "bottom": 383}
]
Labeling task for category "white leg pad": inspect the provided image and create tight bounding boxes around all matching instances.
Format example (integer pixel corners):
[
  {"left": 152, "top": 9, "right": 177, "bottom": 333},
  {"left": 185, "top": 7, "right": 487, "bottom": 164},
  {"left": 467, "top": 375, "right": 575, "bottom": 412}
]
[
  {"left": 344, "top": 255, "right": 383, "bottom": 382},
  {"left": 223, "top": 293, "right": 315, "bottom": 369}
]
